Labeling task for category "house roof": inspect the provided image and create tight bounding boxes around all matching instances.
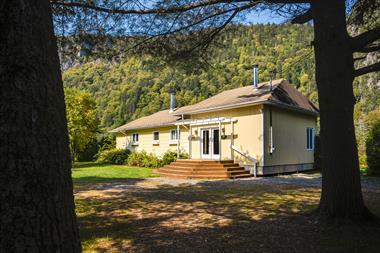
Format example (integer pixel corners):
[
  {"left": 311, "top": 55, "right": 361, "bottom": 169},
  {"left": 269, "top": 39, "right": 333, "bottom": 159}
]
[
  {"left": 174, "top": 79, "right": 318, "bottom": 115},
  {"left": 109, "top": 109, "right": 181, "bottom": 132},
  {"left": 110, "top": 79, "right": 318, "bottom": 133}
]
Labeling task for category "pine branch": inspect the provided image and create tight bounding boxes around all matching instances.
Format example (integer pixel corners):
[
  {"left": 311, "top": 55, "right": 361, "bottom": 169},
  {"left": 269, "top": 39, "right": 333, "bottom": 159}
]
[
  {"left": 355, "top": 44, "right": 380, "bottom": 53},
  {"left": 291, "top": 9, "right": 312, "bottom": 24},
  {"left": 354, "top": 61, "right": 380, "bottom": 77},
  {"left": 351, "top": 26, "right": 380, "bottom": 52},
  {"left": 50, "top": 0, "right": 310, "bottom": 15}
]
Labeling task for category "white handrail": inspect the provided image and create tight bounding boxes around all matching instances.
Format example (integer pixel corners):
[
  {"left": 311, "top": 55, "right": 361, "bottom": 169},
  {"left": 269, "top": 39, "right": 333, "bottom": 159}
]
[{"left": 230, "top": 144, "right": 258, "bottom": 177}]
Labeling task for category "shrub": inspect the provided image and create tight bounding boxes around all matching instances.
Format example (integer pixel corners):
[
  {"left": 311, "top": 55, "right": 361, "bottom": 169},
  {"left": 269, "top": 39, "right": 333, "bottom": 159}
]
[
  {"left": 161, "top": 150, "right": 189, "bottom": 166},
  {"left": 142, "top": 153, "right": 161, "bottom": 168},
  {"left": 127, "top": 151, "right": 160, "bottom": 168},
  {"left": 78, "top": 134, "right": 116, "bottom": 162},
  {"left": 126, "top": 151, "right": 146, "bottom": 167},
  {"left": 126, "top": 150, "right": 189, "bottom": 168},
  {"left": 97, "top": 148, "right": 131, "bottom": 165},
  {"left": 366, "top": 120, "right": 380, "bottom": 176}
]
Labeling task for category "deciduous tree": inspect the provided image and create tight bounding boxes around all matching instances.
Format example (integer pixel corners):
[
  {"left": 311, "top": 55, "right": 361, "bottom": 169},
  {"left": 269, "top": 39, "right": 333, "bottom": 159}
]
[{"left": 65, "top": 87, "right": 99, "bottom": 161}]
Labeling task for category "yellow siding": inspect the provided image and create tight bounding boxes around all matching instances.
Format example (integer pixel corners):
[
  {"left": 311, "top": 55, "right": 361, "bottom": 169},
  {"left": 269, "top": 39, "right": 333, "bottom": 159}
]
[
  {"left": 263, "top": 106, "right": 317, "bottom": 166},
  {"left": 189, "top": 105, "right": 264, "bottom": 166},
  {"left": 115, "top": 104, "right": 317, "bottom": 168},
  {"left": 116, "top": 126, "right": 189, "bottom": 157},
  {"left": 116, "top": 133, "right": 127, "bottom": 149}
]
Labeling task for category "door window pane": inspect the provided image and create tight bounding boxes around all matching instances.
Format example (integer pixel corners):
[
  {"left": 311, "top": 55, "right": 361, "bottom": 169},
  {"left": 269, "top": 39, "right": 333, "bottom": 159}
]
[
  {"left": 203, "top": 130, "right": 209, "bottom": 154},
  {"left": 213, "top": 129, "right": 220, "bottom": 155}
]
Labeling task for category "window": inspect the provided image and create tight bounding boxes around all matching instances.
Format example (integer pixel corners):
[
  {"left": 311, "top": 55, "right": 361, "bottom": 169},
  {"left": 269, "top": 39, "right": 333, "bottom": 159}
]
[
  {"left": 169, "top": 129, "right": 180, "bottom": 145},
  {"left": 153, "top": 131, "right": 160, "bottom": 144},
  {"left": 170, "top": 129, "right": 180, "bottom": 140},
  {"left": 306, "top": 128, "right": 315, "bottom": 150},
  {"left": 132, "top": 133, "right": 139, "bottom": 144}
]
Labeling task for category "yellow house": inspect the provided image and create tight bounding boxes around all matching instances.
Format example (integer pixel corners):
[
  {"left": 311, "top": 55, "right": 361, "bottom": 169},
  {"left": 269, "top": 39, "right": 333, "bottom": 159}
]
[{"left": 110, "top": 78, "right": 318, "bottom": 177}]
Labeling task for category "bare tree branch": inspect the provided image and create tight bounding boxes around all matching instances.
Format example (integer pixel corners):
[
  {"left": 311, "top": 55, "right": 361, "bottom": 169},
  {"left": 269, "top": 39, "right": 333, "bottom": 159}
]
[
  {"left": 351, "top": 26, "right": 380, "bottom": 52},
  {"left": 354, "top": 61, "right": 380, "bottom": 77},
  {"left": 291, "top": 8, "right": 312, "bottom": 24}
]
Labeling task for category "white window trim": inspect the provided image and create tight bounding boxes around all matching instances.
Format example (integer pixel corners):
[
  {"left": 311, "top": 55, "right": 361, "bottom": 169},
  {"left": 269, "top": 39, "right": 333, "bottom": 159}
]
[
  {"left": 306, "top": 127, "right": 315, "bottom": 151},
  {"left": 152, "top": 131, "right": 160, "bottom": 145},
  {"left": 169, "top": 129, "right": 180, "bottom": 145},
  {"left": 132, "top": 133, "right": 139, "bottom": 145}
]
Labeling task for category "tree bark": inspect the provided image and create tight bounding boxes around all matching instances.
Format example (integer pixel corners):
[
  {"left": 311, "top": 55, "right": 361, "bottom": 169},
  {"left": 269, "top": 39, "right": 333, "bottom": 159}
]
[
  {"left": 311, "top": 1, "right": 369, "bottom": 219},
  {"left": 0, "top": 0, "right": 81, "bottom": 252}
]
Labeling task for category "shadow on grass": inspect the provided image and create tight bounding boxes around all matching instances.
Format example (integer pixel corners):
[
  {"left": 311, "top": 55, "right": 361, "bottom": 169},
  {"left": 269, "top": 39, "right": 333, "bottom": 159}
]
[
  {"left": 72, "top": 162, "right": 111, "bottom": 169},
  {"left": 72, "top": 176, "right": 150, "bottom": 185},
  {"left": 75, "top": 181, "right": 380, "bottom": 253}
]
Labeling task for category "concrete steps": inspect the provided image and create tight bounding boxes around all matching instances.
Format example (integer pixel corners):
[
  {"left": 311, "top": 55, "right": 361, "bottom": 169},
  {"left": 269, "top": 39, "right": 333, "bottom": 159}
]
[{"left": 157, "top": 159, "right": 252, "bottom": 179}]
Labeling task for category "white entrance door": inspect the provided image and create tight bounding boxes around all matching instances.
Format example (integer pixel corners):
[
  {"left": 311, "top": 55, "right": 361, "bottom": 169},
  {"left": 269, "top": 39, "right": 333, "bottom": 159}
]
[{"left": 201, "top": 128, "right": 220, "bottom": 160}]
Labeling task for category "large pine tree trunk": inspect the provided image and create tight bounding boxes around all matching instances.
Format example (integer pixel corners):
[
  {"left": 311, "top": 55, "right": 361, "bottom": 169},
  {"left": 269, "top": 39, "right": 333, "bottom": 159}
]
[
  {"left": 0, "top": 0, "right": 81, "bottom": 251},
  {"left": 311, "top": 1, "right": 368, "bottom": 219}
]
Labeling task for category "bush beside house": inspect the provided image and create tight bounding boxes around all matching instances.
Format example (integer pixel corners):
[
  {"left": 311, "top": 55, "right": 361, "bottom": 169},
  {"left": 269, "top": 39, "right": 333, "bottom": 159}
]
[
  {"left": 366, "top": 121, "right": 380, "bottom": 176},
  {"left": 97, "top": 148, "right": 131, "bottom": 165},
  {"left": 97, "top": 149, "right": 188, "bottom": 167}
]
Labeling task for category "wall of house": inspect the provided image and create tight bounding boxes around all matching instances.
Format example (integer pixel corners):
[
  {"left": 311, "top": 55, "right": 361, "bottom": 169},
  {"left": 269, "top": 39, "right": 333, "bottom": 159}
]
[
  {"left": 115, "top": 126, "right": 189, "bottom": 157},
  {"left": 262, "top": 106, "right": 317, "bottom": 169},
  {"left": 188, "top": 105, "right": 264, "bottom": 166}
]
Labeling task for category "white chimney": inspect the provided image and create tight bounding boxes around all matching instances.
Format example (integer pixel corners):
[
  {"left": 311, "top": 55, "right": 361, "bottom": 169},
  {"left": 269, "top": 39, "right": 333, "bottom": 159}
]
[
  {"left": 253, "top": 64, "right": 259, "bottom": 89},
  {"left": 169, "top": 92, "right": 175, "bottom": 113}
]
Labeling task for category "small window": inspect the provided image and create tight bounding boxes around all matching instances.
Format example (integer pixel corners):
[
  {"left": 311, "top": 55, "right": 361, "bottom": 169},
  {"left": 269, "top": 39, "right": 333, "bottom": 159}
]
[
  {"left": 170, "top": 129, "right": 180, "bottom": 140},
  {"left": 153, "top": 131, "right": 160, "bottom": 141},
  {"left": 306, "top": 128, "right": 314, "bottom": 150},
  {"left": 132, "top": 133, "right": 139, "bottom": 143}
]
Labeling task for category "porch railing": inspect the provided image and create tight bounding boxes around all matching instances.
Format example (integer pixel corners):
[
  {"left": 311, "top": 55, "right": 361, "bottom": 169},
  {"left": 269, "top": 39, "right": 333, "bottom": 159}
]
[{"left": 229, "top": 144, "right": 258, "bottom": 177}]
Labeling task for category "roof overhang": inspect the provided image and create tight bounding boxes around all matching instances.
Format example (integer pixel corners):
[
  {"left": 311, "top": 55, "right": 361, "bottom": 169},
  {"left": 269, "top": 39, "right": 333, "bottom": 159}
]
[
  {"left": 175, "top": 117, "right": 237, "bottom": 126},
  {"left": 174, "top": 99, "right": 318, "bottom": 117},
  {"left": 109, "top": 122, "right": 177, "bottom": 133},
  {"left": 174, "top": 100, "right": 266, "bottom": 116},
  {"left": 263, "top": 101, "right": 319, "bottom": 116}
]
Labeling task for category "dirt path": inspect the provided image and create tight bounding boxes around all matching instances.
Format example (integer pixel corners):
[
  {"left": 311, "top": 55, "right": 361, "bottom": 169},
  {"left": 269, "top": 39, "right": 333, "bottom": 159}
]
[{"left": 75, "top": 173, "right": 380, "bottom": 253}]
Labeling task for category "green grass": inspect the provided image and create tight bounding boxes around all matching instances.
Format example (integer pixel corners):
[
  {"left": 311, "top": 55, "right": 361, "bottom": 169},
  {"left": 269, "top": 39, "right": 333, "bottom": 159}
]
[{"left": 72, "top": 162, "right": 159, "bottom": 184}]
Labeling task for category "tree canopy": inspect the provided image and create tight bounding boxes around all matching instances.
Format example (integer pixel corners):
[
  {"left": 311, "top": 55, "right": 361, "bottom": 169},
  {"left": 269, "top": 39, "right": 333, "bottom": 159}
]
[{"left": 65, "top": 87, "right": 99, "bottom": 160}]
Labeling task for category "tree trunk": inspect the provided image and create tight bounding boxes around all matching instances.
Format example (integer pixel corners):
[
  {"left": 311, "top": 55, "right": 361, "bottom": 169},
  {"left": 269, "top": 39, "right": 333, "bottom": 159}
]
[
  {"left": 0, "top": 1, "right": 81, "bottom": 251},
  {"left": 311, "top": 1, "right": 369, "bottom": 219}
]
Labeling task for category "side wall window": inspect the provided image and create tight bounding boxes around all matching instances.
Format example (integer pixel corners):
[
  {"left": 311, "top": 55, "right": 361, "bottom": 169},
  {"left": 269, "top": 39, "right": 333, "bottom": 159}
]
[
  {"left": 306, "top": 128, "right": 314, "bottom": 150},
  {"left": 132, "top": 133, "right": 139, "bottom": 142},
  {"left": 153, "top": 131, "right": 159, "bottom": 141}
]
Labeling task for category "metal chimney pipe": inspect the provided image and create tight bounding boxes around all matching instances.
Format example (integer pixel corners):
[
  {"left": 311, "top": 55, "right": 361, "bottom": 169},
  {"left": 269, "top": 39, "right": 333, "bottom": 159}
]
[
  {"left": 269, "top": 69, "right": 275, "bottom": 91},
  {"left": 253, "top": 64, "right": 259, "bottom": 89},
  {"left": 169, "top": 93, "right": 175, "bottom": 113}
]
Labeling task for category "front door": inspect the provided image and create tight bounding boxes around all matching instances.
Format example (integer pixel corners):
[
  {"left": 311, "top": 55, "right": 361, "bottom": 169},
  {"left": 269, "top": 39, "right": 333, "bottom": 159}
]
[{"left": 201, "top": 128, "right": 220, "bottom": 160}]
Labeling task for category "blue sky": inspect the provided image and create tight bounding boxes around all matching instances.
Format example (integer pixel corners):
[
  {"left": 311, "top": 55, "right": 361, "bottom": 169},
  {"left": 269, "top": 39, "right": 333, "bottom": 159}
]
[{"left": 244, "top": 9, "right": 287, "bottom": 24}]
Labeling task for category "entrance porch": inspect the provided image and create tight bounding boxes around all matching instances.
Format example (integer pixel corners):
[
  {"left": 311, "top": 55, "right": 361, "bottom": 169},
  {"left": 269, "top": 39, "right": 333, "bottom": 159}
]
[
  {"left": 163, "top": 116, "right": 258, "bottom": 179},
  {"left": 157, "top": 159, "right": 252, "bottom": 179}
]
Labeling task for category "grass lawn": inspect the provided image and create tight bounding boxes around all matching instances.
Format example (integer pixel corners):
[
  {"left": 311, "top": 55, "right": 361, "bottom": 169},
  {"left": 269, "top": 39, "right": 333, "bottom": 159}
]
[
  {"left": 74, "top": 178, "right": 380, "bottom": 253},
  {"left": 72, "top": 162, "right": 159, "bottom": 184}
]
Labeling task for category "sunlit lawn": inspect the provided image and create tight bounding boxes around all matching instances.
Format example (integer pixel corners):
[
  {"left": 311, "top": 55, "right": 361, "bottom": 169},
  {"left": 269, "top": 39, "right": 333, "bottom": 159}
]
[
  {"left": 72, "top": 162, "right": 159, "bottom": 184},
  {"left": 73, "top": 176, "right": 380, "bottom": 253}
]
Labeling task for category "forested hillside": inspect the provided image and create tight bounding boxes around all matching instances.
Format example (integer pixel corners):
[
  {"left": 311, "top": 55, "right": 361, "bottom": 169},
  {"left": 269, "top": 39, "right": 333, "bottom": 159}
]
[
  {"left": 62, "top": 23, "right": 379, "bottom": 161},
  {"left": 62, "top": 24, "right": 317, "bottom": 128}
]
